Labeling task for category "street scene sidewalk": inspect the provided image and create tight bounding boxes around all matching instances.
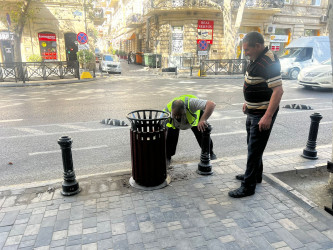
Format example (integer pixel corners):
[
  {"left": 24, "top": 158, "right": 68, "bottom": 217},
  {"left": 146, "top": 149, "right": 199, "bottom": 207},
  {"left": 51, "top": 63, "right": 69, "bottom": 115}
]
[{"left": 0, "top": 145, "right": 332, "bottom": 249}]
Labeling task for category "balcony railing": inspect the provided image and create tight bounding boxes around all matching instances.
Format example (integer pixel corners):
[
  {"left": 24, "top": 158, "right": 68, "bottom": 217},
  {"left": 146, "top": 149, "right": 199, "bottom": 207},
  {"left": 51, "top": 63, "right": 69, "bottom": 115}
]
[
  {"left": 94, "top": 8, "right": 104, "bottom": 19},
  {"left": 232, "top": 0, "right": 284, "bottom": 9},
  {"left": 126, "top": 14, "right": 143, "bottom": 27},
  {"left": 144, "top": 0, "right": 223, "bottom": 14}
]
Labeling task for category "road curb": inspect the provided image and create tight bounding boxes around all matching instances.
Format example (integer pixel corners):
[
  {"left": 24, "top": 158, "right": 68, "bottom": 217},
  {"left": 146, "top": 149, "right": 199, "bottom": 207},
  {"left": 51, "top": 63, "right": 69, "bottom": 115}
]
[
  {"left": 0, "top": 77, "right": 101, "bottom": 87},
  {"left": 263, "top": 171, "right": 333, "bottom": 220},
  {"left": 0, "top": 168, "right": 131, "bottom": 192}
]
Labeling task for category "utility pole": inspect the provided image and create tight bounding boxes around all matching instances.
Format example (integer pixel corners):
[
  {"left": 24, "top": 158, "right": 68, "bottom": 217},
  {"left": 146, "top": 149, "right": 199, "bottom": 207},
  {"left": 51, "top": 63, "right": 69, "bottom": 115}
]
[{"left": 84, "top": 0, "right": 88, "bottom": 34}]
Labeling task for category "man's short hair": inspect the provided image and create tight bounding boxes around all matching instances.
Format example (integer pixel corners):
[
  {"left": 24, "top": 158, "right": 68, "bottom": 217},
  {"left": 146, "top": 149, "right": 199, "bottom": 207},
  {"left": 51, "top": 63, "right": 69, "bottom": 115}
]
[
  {"left": 243, "top": 32, "right": 264, "bottom": 47},
  {"left": 172, "top": 100, "right": 185, "bottom": 114}
]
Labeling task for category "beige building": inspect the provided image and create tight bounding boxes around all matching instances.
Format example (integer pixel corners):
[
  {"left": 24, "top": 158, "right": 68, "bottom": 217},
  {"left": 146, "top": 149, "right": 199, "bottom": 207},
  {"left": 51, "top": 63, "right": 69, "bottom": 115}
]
[
  {"left": 0, "top": 0, "right": 105, "bottom": 63},
  {"left": 110, "top": 0, "right": 329, "bottom": 66}
]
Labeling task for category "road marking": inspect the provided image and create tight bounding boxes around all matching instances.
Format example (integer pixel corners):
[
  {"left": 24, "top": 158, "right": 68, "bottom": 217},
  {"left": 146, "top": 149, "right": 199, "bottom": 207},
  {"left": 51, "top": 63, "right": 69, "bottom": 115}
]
[
  {"left": 57, "top": 124, "right": 88, "bottom": 130},
  {"left": 0, "top": 103, "right": 23, "bottom": 109},
  {"left": 16, "top": 127, "right": 45, "bottom": 135},
  {"left": 211, "top": 130, "right": 246, "bottom": 136},
  {"left": 0, "top": 126, "right": 129, "bottom": 140},
  {"left": 321, "top": 121, "right": 333, "bottom": 125},
  {"left": 29, "top": 145, "right": 108, "bottom": 156},
  {"left": 0, "top": 119, "right": 23, "bottom": 123}
]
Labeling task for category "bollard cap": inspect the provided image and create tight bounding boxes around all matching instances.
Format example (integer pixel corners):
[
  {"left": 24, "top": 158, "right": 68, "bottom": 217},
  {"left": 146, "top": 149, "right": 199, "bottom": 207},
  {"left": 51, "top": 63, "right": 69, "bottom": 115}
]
[{"left": 58, "top": 135, "right": 73, "bottom": 147}]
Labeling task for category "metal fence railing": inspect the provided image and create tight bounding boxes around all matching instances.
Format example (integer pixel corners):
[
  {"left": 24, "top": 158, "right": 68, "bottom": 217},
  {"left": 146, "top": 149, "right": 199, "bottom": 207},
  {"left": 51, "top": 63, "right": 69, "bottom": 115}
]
[
  {"left": 0, "top": 61, "right": 81, "bottom": 83},
  {"left": 200, "top": 59, "right": 248, "bottom": 76}
]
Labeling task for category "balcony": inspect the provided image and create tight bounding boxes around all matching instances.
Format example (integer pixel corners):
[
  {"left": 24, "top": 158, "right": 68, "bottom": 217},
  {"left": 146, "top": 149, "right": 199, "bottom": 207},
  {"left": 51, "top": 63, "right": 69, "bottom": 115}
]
[
  {"left": 144, "top": 0, "right": 223, "bottom": 16},
  {"left": 93, "top": 8, "right": 106, "bottom": 25},
  {"left": 232, "top": 0, "right": 284, "bottom": 21},
  {"left": 126, "top": 14, "right": 143, "bottom": 28}
]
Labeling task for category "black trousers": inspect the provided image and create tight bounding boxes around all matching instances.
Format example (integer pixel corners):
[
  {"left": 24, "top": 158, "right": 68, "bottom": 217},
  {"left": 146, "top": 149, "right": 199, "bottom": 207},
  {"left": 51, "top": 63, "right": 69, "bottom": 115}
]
[
  {"left": 243, "top": 109, "right": 278, "bottom": 188},
  {"left": 166, "top": 125, "right": 214, "bottom": 159}
]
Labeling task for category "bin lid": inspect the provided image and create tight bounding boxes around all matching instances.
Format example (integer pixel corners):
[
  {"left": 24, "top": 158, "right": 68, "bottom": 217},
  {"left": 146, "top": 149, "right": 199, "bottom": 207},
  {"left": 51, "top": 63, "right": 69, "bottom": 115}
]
[{"left": 126, "top": 109, "right": 170, "bottom": 132}]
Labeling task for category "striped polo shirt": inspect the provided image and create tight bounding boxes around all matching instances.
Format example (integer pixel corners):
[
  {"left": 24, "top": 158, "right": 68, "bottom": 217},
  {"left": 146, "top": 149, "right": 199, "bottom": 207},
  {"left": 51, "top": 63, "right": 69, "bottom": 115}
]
[{"left": 243, "top": 47, "right": 282, "bottom": 113}]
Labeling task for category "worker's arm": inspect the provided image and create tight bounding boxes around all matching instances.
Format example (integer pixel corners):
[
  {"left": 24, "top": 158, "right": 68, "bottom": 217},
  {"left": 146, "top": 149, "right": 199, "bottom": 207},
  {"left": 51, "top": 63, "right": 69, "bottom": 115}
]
[
  {"left": 198, "top": 100, "right": 216, "bottom": 132},
  {"left": 258, "top": 85, "right": 284, "bottom": 132}
]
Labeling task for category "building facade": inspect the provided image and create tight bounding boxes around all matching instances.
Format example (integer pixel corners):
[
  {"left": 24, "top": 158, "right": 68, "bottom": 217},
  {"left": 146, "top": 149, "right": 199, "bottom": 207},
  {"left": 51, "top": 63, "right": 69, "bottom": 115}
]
[
  {"left": 109, "top": 0, "right": 329, "bottom": 66},
  {"left": 0, "top": 0, "right": 105, "bottom": 63}
]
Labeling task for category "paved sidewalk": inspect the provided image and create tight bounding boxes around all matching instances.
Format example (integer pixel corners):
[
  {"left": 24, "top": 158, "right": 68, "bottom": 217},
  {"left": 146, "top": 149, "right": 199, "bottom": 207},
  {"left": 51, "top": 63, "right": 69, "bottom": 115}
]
[{"left": 0, "top": 145, "right": 332, "bottom": 250}]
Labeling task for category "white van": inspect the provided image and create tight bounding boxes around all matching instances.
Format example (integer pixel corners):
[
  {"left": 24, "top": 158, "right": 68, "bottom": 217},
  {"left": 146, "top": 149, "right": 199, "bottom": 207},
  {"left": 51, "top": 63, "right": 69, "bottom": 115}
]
[{"left": 279, "top": 36, "right": 330, "bottom": 80}]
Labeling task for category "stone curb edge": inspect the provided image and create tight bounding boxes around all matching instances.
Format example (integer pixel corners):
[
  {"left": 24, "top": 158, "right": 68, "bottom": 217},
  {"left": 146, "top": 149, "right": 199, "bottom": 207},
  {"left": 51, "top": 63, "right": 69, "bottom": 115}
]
[
  {"left": 263, "top": 172, "right": 333, "bottom": 220},
  {"left": 0, "top": 169, "right": 131, "bottom": 192},
  {"left": 0, "top": 77, "right": 101, "bottom": 87}
]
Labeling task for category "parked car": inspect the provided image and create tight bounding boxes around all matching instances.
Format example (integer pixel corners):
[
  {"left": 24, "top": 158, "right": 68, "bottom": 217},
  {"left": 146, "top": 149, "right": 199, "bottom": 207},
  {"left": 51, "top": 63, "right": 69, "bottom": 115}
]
[
  {"left": 280, "top": 36, "right": 330, "bottom": 80},
  {"left": 99, "top": 54, "right": 121, "bottom": 74},
  {"left": 298, "top": 59, "right": 333, "bottom": 89}
]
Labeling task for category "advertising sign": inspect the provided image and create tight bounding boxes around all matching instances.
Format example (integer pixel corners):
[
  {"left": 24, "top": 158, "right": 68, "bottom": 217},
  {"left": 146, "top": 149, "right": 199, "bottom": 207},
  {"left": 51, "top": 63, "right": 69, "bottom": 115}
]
[
  {"left": 38, "top": 33, "right": 56, "bottom": 41},
  {"left": 197, "top": 20, "right": 214, "bottom": 44},
  {"left": 270, "top": 35, "right": 288, "bottom": 43}
]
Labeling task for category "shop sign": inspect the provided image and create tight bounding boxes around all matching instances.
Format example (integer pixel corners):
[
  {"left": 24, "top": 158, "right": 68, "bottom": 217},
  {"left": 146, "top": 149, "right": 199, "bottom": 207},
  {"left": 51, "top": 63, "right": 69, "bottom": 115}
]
[
  {"left": 197, "top": 20, "right": 214, "bottom": 44},
  {"left": 38, "top": 33, "right": 56, "bottom": 41},
  {"left": 0, "top": 32, "right": 14, "bottom": 41},
  {"left": 172, "top": 33, "right": 183, "bottom": 40},
  {"left": 270, "top": 35, "right": 288, "bottom": 43},
  {"left": 271, "top": 43, "right": 280, "bottom": 51}
]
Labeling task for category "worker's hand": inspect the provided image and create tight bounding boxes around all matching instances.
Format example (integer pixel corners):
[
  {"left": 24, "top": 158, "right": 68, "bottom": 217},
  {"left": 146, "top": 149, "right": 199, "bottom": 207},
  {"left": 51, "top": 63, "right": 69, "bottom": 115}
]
[
  {"left": 198, "top": 120, "right": 208, "bottom": 132},
  {"left": 258, "top": 115, "right": 272, "bottom": 132},
  {"left": 243, "top": 103, "right": 247, "bottom": 114}
]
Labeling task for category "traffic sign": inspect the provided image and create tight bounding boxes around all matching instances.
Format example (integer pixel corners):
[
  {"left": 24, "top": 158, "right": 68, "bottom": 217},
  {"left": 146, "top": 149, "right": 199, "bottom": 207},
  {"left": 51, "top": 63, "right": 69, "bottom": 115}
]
[
  {"left": 77, "top": 32, "right": 88, "bottom": 44},
  {"left": 198, "top": 40, "right": 208, "bottom": 51}
]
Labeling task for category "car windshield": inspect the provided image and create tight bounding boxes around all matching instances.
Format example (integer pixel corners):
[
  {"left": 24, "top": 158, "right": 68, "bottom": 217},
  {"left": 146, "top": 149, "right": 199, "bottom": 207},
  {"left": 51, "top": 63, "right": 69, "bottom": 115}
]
[
  {"left": 103, "top": 55, "right": 113, "bottom": 61},
  {"left": 280, "top": 47, "right": 312, "bottom": 62}
]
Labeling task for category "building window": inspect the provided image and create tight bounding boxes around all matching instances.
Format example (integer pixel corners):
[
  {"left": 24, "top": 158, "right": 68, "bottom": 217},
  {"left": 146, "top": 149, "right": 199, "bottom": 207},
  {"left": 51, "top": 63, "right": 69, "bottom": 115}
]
[
  {"left": 311, "top": 0, "right": 321, "bottom": 6},
  {"left": 304, "top": 29, "right": 319, "bottom": 36}
]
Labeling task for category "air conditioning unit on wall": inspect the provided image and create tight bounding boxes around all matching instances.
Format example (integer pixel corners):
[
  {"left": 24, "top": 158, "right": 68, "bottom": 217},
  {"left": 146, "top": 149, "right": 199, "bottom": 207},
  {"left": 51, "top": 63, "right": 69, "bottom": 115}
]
[
  {"left": 320, "top": 15, "right": 327, "bottom": 23},
  {"left": 265, "top": 25, "right": 276, "bottom": 34}
]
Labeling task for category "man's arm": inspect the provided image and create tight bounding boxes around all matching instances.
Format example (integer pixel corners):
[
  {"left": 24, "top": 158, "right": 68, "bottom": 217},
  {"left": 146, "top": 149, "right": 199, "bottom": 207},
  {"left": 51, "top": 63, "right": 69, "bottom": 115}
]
[
  {"left": 198, "top": 100, "right": 216, "bottom": 132},
  {"left": 258, "top": 85, "right": 284, "bottom": 131}
]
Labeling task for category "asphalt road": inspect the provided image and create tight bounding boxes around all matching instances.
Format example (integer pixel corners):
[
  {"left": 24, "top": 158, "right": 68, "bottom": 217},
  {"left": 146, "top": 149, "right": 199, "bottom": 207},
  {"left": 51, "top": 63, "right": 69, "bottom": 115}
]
[{"left": 0, "top": 76, "right": 332, "bottom": 186}]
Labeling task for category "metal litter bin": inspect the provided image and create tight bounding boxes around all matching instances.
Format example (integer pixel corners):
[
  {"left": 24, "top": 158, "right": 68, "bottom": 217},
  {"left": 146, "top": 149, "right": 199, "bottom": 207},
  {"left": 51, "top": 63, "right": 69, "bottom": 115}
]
[{"left": 127, "top": 110, "right": 170, "bottom": 188}]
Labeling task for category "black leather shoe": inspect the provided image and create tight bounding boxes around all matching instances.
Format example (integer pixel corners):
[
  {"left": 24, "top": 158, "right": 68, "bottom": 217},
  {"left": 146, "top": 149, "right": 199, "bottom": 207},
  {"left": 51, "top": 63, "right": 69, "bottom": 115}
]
[
  {"left": 228, "top": 186, "right": 255, "bottom": 198},
  {"left": 235, "top": 174, "right": 262, "bottom": 183},
  {"left": 210, "top": 152, "right": 217, "bottom": 160}
]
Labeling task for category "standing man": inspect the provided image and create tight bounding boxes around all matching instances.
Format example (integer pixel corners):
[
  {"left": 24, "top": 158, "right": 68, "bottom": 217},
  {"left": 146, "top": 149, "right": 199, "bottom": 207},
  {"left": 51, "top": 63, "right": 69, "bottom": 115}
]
[
  {"left": 229, "top": 32, "right": 284, "bottom": 198},
  {"left": 163, "top": 95, "right": 217, "bottom": 166}
]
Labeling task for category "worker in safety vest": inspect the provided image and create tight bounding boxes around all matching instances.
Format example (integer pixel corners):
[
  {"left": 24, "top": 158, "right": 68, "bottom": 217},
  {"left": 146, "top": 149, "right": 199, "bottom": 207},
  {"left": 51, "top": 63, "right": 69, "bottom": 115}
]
[{"left": 163, "top": 95, "right": 216, "bottom": 166}]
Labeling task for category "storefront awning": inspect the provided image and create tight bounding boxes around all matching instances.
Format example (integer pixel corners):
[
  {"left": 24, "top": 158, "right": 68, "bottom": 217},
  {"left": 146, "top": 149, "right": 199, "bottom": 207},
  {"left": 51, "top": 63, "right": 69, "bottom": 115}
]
[{"left": 127, "top": 33, "right": 136, "bottom": 40}]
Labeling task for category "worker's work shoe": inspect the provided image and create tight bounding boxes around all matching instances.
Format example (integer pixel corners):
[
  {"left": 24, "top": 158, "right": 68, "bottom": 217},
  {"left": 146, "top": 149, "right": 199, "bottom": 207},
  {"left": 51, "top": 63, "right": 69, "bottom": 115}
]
[
  {"left": 235, "top": 174, "right": 262, "bottom": 183},
  {"left": 228, "top": 185, "right": 255, "bottom": 198},
  {"left": 210, "top": 152, "right": 217, "bottom": 160}
]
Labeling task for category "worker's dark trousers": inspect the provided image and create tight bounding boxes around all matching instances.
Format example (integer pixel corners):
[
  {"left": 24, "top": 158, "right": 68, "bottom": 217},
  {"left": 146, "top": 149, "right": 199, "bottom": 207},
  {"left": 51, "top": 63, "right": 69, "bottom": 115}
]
[
  {"left": 166, "top": 126, "right": 214, "bottom": 160},
  {"left": 242, "top": 109, "right": 278, "bottom": 189}
]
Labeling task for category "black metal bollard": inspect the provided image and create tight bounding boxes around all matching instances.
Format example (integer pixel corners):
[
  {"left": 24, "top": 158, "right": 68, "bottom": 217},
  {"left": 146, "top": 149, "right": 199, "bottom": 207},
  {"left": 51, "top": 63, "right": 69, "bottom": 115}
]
[
  {"left": 58, "top": 136, "right": 81, "bottom": 196},
  {"left": 324, "top": 161, "right": 333, "bottom": 216},
  {"left": 197, "top": 124, "right": 213, "bottom": 175},
  {"left": 302, "top": 113, "right": 323, "bottom": 159}
]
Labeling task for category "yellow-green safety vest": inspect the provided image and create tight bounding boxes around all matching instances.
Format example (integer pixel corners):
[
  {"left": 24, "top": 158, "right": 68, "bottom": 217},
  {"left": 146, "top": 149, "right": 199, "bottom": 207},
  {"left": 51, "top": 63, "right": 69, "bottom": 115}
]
[{"left": 163, "top": 95, "right": 201, "bottom": 129}]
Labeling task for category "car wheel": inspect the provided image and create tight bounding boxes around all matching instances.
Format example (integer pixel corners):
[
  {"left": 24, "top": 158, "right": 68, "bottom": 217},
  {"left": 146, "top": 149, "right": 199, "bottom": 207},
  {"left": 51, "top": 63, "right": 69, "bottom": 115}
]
[{"left": 289, "top": 68, "right": 300, "bottom": 80}]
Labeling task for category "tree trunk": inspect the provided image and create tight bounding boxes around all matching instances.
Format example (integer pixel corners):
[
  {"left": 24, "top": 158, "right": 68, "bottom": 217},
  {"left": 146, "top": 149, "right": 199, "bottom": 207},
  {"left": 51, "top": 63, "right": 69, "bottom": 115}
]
[
  {"left": 13, "top": 0, "right": 32, "bottom": 62},
  {"left": 222, "top": 0, "right": 246, "bottom": 59}
]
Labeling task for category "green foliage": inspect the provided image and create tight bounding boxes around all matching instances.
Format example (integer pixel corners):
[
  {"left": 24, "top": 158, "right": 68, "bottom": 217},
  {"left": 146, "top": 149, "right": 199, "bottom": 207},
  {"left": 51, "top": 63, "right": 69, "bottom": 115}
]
[
  {"left": 77, "top": 49, "right": 95, "bottom": 64},
  {"left": 27, "top": 54, "right": 42, "bottom": 62}
]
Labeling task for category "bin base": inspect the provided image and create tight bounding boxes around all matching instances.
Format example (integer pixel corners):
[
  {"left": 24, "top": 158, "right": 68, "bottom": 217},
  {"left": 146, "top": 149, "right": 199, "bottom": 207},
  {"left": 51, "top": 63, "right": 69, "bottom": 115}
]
[{"left": 129, "top": 175, "right": 171, "bottom": 191}]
